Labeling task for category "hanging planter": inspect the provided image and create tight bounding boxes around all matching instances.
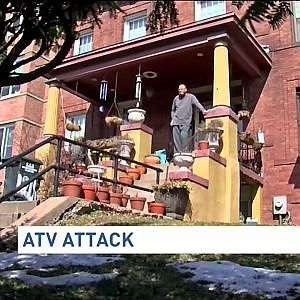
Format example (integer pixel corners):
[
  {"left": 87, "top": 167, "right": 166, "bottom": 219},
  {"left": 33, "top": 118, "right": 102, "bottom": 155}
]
[
  {"left": 105, "top": 116, "right": 123, "bottom": 127},
  {"left": 65, "top": 123, "right": 81, "bottom": 132}
]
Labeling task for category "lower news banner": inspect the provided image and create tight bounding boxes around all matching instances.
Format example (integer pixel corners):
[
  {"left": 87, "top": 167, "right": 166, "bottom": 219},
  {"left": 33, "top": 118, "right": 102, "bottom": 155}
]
[{"left": 18, "top": 226, "right": 300, "bottom": 254}]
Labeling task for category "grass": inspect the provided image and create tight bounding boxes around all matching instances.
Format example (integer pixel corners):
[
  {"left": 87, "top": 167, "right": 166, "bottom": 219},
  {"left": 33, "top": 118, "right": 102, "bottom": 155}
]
[{"left": 1, "top": 209, "right": 300, "bottom": 299}]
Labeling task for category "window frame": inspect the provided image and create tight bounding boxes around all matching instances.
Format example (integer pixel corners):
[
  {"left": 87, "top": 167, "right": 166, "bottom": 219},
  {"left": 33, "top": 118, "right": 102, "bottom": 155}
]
[
  {"left": 195, "top": 0, "right": 226, "bottom": 22},
  {"left": 0, "top": 123, "right": 15, "bottom": 159},
  {"left": 0, "top": 84, "right": 21, "bottom": 99},
  {"left": 123, "top": 11, "right": 147, "bottom": 42},
  {"left": 73, "top": 29, "right": 93, "bottom": 56},
  {"left": 293, "top": 1, "right": 300, "bottom": 43}
]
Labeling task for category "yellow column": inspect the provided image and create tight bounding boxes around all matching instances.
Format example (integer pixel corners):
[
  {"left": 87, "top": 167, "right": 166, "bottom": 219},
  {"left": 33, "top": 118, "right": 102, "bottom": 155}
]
[
  {"left": 252, "top": 185, "right": 262, "bottom": 223},
  {"left": 35, "top": 79, "right": 60, "bottom": 163},
  {"left": 43, "top": 80, "right": 60, "bottom": 135},
  {"left": 213, "top": 42, "right": 230, "bottom": 106}
]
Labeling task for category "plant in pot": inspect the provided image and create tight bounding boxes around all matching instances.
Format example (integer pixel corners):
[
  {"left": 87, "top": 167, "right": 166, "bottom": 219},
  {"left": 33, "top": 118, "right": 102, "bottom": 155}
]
[
  {"left": 149, "top": 202, "right": 166, "bottom": 215},
  {"left": 153, "top": 180, "right": 190, "bottom": 219}
]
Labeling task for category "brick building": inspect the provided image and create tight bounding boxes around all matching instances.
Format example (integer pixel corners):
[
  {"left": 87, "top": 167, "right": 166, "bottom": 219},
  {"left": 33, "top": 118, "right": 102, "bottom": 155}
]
[{"left": 1, "top": 1, "right": 300, "bottom": 224}]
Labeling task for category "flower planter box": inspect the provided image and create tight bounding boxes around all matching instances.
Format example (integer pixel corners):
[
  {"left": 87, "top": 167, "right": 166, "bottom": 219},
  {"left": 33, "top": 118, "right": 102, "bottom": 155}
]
[{"left": 154, "top": 188, "right": 189, "bottom": 217}]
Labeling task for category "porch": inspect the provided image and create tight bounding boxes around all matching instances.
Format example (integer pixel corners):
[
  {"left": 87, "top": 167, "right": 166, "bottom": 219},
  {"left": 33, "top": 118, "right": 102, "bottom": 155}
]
[{"left": 8, "top": 12, "right": 271, "bottom": 225}]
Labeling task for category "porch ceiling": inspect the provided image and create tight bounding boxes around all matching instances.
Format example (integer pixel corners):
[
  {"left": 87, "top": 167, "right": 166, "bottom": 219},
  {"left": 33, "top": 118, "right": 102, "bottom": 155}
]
[{"left": 46, "top": 13, "right": 272, "bottom": 105}]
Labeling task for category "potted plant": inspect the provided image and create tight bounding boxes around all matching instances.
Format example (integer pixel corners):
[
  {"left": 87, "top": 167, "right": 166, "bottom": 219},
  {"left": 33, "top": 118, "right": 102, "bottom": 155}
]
[{"left": 153, "top": 180, "right": 190, "bottom": 218}]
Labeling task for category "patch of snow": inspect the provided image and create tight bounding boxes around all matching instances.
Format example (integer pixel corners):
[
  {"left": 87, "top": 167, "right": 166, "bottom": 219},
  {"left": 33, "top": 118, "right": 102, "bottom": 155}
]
[
  {"left": 0, "top": 270, "right": 117, "bottom": 286},
  {"left": 0, "top": 252, "right": 122, "bottom": 270},
  {"left": 171, "top": 260, "right": 300, "bottom": 299}
]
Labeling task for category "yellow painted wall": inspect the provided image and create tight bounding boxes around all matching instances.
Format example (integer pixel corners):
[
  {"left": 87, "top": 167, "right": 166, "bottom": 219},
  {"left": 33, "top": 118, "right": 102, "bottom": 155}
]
[
  {"left": 252, "top": 185, "right": 262, "bottom": 223},
  {"left": 121, "top": 129, "right": 152, "bottom": 163},
  {"left": 191, "top": 156, "right": 227, "bottom": 222}
]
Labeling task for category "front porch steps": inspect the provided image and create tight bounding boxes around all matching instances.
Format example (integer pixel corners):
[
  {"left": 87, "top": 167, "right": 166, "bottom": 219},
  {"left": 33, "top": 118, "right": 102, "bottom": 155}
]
[{"left": 125, "top": 163, "right": 180, "bottom": 211}]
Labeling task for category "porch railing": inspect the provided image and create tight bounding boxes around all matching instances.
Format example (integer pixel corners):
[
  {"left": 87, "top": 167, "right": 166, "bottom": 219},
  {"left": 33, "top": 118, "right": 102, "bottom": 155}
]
[
  {"left": 0, "top": 135, "right": 163, "bottom": 203},
  {"left": 238, "top": 141, "right": 262, "bottom": 175}
]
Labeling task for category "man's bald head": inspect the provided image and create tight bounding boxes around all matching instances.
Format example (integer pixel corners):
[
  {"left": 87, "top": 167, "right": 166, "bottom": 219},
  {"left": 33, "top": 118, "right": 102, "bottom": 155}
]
[{"left": 178, "top": 84, "right": 187, "bottom": 97}]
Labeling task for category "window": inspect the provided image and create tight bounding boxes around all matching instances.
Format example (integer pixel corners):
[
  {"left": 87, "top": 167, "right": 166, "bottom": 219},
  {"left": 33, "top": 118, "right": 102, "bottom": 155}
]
[
  {"left": 65, "top": 113, "right": 86, "bottom": 150},
  {"left": 124, "top": 12, "right": 147, "bottom": 41},
  {"left": 73, "top": 30, "right": 93, "bottom": 55},
  {"left": 195, "top": 1, "right": 226, "bottom": 21},
  {"left": 294, "top": 2, "right": 300, "bottom": 42},
  {"left": 0, "top": 124, "right": 14, "bottom": 159},
  {"left": 0, "top": 85, "right": 20, "bottom": 98}
]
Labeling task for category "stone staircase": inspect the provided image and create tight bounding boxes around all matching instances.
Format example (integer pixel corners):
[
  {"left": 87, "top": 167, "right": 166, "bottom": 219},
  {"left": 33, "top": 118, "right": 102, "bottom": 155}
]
[{"left": 126, "top": 163, "right": 180, "bottom": 207}]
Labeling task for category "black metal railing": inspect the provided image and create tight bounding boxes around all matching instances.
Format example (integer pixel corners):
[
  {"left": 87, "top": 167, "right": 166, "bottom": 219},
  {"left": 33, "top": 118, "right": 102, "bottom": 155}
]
[
  {"left": 238, "top": 142, "right": 262, "bottom": 175},
  {"left": 0, "top": 135, "right": 163, "bottom": 202}
]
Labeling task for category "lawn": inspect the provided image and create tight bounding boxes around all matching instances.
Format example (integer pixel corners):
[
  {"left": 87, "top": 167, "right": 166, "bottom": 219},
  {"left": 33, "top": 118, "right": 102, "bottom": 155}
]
[{"left": 0, "top": 208, "right": 300, "bottom": 299}]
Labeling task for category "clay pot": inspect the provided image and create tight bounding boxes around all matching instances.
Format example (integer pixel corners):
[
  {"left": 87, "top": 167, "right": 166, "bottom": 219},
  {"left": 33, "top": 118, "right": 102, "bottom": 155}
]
[
  {"left": 99, "top": 199, "right": 110, "bottom": 205},
  {"left": 121, "top": 194, "right": 130, "bottom": 207},
  {"left": 96, "top": 186, "right": 109, "bottom": 201},
  {"left": 107, "top": 183, "right": 123, "bottom": 193},
  {"left": 76, "top": 165, "right": 87, "bottom": 174},
  {"left": 198, "top": 140, "right": 209, "bottom": 150},
  {"left": 147, "top": 200, "right": 155, "bottom": 212},
  {"left": 110, "top": 192, "right": 123, "bottom": 206},
  {"left": 119, "top": 176, "right": 134, "bottom": 185},
  {"left": 130, "top": 197, "right": 146, "bottom": 211},
  {"left": 127, "top": 168, "right": 140, "bottom": 180},
  {"left": 144, "top": 154, "right": 160, "bottom": 165},
  {"left": 135, "top": 165, "right": 147, "bottom": 175},
  {"left": 149, "top": 202, "right": 166, "bottom": 215},
  {"left": 82, "top": 185, "right": 96, "bottom": 201},
  {"left": 62, "top": 180, "right": 82, "bottom": 197}
]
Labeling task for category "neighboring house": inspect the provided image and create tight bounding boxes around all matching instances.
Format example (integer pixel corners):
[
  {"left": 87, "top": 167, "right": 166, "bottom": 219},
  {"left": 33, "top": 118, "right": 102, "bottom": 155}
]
[{"left": 2, "top": 1, "right": 300, "bottom": 225}]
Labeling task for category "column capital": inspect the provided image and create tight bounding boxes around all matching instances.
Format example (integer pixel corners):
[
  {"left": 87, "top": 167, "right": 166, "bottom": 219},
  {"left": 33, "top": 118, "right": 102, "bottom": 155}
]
[
  {"left": 44, "top": 78, "right": 62, "bottom": 88},
  {"left": 214, "top": 41, "right": 228, "bottom": 48}
]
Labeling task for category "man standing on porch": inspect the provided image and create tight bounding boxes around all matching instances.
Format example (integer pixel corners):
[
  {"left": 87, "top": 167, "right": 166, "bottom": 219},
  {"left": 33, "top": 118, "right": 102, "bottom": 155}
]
[{"left": 171, "top": 84, "right": 207, "bottom": 153}]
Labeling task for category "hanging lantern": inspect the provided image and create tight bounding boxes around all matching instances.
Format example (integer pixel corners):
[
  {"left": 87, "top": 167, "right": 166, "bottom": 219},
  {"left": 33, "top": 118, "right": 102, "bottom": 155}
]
[
  {"left": 99, "top": 80, "right": 108, "bottom": 112},
  {"left": 135, "top": 74, "right": 142, "bottom": 102}
]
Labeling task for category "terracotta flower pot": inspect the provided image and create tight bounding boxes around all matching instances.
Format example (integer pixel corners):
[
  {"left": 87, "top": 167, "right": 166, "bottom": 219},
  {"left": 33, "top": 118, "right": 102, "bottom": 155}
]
[
  {"left": 147, "top": 200, "right": 155, "bottom": 212},
  {"left": 198, "top": 140, "right": 209, "bottom": 150},
  {"left": 62, "top": 180, "right": 82, "bottom": 197},
  {"left": 119, "top": 176, "right": 134, "bottom": 185},
  {"left": 76, "top": 165, "right": 87, "bottom": 174},
  {"left": 99, "top": 199, "right": 110, "bottom": 205},
  {"left": 127, "top": 168, "right": 140, "bottom": 180},
  {"left": 149, "top": 202, "right": 166, "bottom": 215},
  {"left": 110, "top": 192, "right": 123, "bottom": 206},
  {"left": 82, "top": 185, "right": 96, "bottom": 201},
  {"left": 130, "top": 197, "right": 146, "bottom": 211},
  {"left": 96, "top": 186, "right": 109, "bottom": 201},
  {"left": 135, "top": 165, "right": 147, "bottom": 175},
  {"left": 144, "top": 155, "right": 160, "bottom": 165},
  {"left": 121, "top": 194, "right": 130, "bottom": 207}
]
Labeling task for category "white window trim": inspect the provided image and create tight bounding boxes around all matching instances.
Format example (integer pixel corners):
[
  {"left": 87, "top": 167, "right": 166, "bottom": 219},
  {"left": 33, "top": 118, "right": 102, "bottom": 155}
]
[
  {"left": 0, "top": 124, "right": 14, "bottom": 159},
  {"left": 123, "top": 11, "right": 147, "bottom": 42},
  {"left": 195, "top": 1, "right": 226, "bottom": 22},
  {"left": 73, "top": 29, "right": 93, "bottom": 56},
  {"left": 0, "top": 85, "right": 21, "bottom": 99},
  {"left": 293, "top": 1, "right": 300, "bottom": 42}
]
